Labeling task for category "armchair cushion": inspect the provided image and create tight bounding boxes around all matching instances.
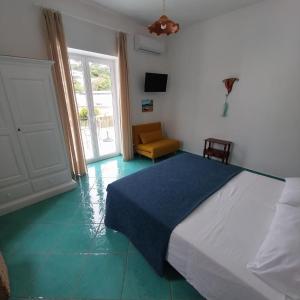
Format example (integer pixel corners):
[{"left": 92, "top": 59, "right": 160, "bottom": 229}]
[
  {"left": 140, "top": 130, "right": 163, "bottom": 144},
  {"left": 136, "top": 139, "right": 180, "bottom": 159}
]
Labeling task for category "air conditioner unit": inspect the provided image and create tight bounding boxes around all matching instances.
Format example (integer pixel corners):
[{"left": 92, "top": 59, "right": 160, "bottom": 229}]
[{"left": 134, "top": 34, "right": 165, "bottom": 54}]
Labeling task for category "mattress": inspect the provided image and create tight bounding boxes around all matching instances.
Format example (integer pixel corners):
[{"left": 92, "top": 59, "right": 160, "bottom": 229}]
[{"left": 167, "top": 171, "right": 287, "bottom": 300}]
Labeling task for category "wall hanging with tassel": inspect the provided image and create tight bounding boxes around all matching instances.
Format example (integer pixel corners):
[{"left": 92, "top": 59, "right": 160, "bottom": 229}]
[{"left": 222, "top": 77, "right": 239, "bottom": 117}]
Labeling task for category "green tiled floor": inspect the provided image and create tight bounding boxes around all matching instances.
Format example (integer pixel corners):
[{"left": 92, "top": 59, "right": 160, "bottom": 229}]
[{"left": 0, "top": 155, "right": 205, "bottom": 300}]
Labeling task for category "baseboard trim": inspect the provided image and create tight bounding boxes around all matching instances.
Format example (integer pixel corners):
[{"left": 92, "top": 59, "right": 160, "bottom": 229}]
[{"left": 0, "top": 180, "right": 77, "bottom": 216}]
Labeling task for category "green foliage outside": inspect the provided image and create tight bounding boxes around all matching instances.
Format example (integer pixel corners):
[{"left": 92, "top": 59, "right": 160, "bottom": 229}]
[
  {"left": 70, "top": 60, "right": 112, "bottom": 92},
  {"left": 79, "top": 107, "right": 101, "bottom": 121},
  {"left": 73, "top": 80, "right": 84, "bottom": 93},
  {"left": 90, "top": 63, "right": 112, "bottom": 91},
  {"left": 79, "top": 107, "right": 88, "bottom": 120},
  {"left": 78, "top": 107, "right": 113, "bottom": 128}
]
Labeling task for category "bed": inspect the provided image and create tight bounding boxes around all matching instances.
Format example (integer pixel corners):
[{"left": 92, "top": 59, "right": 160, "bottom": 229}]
[
  {"left": 105, "top": 153, "right": 288, "bottom": 300},
  {"left": 167, "top": 171, "right": 287, "bottom": 300}
]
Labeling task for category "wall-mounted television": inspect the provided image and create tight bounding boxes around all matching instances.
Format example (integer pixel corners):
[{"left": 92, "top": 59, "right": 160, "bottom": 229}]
[{"left": 144, "top": 72, "right": 168, "bottom": 92}]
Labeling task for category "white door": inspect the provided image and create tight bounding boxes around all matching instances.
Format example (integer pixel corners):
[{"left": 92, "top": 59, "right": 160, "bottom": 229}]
[
  {"left": 0, "top": 78, "right": 28, "bottom": 188},
  {"left": 69, "top": 53, "right": 120, "bottom": 163},
  {"left": 1, "top": 64, "right": 67, "bottom": 178}
]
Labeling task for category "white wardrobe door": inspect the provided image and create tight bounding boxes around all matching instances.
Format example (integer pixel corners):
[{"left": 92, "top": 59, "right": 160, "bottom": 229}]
[
  {"left": 0, "top": 78, "right": 28, "bottom": 187},
  {"left": 1, "top": 65, "right": 67, "bottom": 178}
]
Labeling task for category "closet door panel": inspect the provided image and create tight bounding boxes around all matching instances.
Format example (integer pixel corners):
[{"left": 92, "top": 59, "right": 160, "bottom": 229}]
[
  {"left": 9, "top": 77, "right": 55, "bottom": 128},
  {"left": 0, "top": 80, "right": 28, "bottom": 187},
  {"left": 0, "top": 182, "right": 32, "bottom": 205},
  {"left": 1, "top": 65, "right": 67, "bottom": 178}
]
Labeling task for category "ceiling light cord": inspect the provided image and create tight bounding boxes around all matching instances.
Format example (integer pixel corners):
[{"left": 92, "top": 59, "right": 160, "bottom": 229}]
[{"left": 162, "top": 0, "right": 166, "bottom": 15}]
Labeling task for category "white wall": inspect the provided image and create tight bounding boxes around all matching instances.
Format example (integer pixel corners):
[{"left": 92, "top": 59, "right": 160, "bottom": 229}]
[
  {"left": 0, "top": 0, "right": 48, "bottom": 59},
  {"left": 127, "top": 38, "right": 168, "bottom": 125},
  {"left": 0, "top": 0, "right": 168, "bottom": 126},
  {"left": 164, "top": 0, "right": 300, "bottom": 177}
]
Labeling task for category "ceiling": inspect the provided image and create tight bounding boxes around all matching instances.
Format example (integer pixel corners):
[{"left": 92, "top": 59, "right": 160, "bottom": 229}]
[{"left": 90, "top": 0, "right": 263, "bottom": 27}]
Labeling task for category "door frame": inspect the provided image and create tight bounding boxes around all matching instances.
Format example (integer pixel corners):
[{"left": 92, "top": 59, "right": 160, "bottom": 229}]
[{"left": 68, "top": 50, "right": 121, "bottom": 163}]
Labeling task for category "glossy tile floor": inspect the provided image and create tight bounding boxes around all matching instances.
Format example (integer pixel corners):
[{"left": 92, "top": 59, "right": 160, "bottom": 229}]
[{"left": 0, "top": 155, "right": 205, "bottom": 300}]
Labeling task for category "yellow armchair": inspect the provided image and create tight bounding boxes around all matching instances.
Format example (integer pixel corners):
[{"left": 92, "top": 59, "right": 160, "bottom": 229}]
[{"left": 132, "top": 122, "right": 181, "bottom": 161}]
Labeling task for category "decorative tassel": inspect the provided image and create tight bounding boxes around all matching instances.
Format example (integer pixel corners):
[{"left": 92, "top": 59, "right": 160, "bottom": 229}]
[{"left": 222, "top": 96, "right": 229, "bottom": 117}]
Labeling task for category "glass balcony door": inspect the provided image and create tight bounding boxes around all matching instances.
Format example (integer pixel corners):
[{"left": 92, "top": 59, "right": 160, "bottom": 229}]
[{"left": 69, "top": 52, "right": 120, "bottom": 162}]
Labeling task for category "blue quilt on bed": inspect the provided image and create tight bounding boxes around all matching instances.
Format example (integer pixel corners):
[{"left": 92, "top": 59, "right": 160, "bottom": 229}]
[{"left": 104, "top": 153, "right": 242, "bottom": 275}]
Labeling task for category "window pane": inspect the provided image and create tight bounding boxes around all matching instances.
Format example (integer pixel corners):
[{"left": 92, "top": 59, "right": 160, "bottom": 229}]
[
  {"left": 89, "top": 61, "right": 117, "bottom": 157},
  {"left": 69, "top": 58, "right": 94, "bottom": 160}
]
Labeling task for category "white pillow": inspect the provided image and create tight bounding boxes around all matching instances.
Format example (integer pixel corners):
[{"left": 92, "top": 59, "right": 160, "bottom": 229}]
[
  {"left": 279, "top": 178, "right": 300, "bottom": 206},
  {"left": 247, "top": 204, "right": 300, "bottom": 299}
]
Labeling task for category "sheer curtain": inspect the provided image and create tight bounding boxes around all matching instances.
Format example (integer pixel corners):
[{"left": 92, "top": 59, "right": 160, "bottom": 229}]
[
  {"left": 118, "top": 32, "right": 134, "bottom": 161},
  {"left": 43, "top": 8, "right": 87, "bottom": 176}
]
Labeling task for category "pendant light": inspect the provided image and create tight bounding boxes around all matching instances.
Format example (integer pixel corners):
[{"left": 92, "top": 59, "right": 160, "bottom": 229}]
[{"left": 148, "top": 0, "right": 180, "bottom": 36}]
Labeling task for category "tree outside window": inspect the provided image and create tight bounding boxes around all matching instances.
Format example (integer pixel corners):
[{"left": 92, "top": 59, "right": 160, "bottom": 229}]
[{"left": 90, "top": 63, "right": 112, "bottom": 91}]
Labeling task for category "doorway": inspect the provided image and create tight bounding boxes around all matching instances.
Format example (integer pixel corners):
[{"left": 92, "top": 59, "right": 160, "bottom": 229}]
[{"left": 69, "top": 50, "right": 120, "bottom": 163}]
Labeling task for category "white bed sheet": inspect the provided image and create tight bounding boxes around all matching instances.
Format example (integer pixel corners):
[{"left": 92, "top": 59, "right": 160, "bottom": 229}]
[{"left": 167, "top": 171, "right": 287, "bottom": 300}]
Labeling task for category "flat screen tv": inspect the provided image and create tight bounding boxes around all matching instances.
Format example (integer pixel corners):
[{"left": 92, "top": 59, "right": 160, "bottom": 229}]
[{"left": 144, "top": 72, "right": 168, "bottom": 92}]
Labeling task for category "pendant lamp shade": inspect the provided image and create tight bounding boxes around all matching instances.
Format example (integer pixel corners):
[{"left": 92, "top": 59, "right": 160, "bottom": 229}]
[{"left": 148, "top": 0, "right": 180, "bottom": 36}]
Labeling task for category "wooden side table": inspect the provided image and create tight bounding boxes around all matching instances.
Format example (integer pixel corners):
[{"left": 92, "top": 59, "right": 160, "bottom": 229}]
[{"left": 203, "top": 138, "right": 232, "bottom": 164}]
